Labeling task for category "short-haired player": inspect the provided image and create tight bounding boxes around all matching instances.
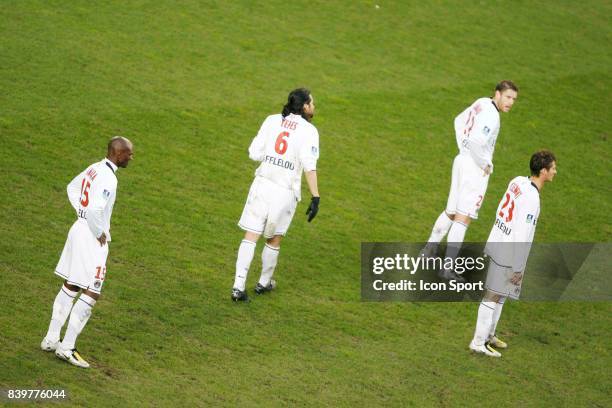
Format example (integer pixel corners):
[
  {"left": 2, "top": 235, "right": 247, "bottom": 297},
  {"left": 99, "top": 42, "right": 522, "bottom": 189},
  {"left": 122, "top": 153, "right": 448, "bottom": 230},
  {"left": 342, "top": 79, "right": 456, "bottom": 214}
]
[
  {"left": 41, "top": 137, "right": 134, "bottom": 368},
  {"left": 470, "top": 150, "right": 557, "bottom": 357},
  {"left": 423, "top": 81, "right": 519, "bottom": 282}
]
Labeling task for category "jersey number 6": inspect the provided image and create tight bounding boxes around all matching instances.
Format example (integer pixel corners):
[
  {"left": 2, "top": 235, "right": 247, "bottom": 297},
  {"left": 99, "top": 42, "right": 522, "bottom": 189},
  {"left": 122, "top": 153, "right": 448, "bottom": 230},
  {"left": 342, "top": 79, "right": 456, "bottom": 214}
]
[{"left": 274, "top": 131, "right": 290, "bottom": 155}]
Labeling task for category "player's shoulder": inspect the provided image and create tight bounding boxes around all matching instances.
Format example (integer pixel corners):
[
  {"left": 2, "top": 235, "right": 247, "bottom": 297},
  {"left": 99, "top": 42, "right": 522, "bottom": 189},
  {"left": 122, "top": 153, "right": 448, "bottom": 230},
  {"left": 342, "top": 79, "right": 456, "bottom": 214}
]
[
  {"left": 266, "top": 113, "right": 283, "bottom": 122},
  {"left": 297, "top": 117, "right": 318, "bottom": 137},
  {"left": 261, "top": 113, "right": 282, "bottom": 127},
  {"left": 476, "top": 98, "right": 498, "bottom": 115},
  {"left": 96, "top": 159, "right": 118, "bottom": 185},
  {"left": 511, "top": 176, "right": 539, "bottom": 201}
]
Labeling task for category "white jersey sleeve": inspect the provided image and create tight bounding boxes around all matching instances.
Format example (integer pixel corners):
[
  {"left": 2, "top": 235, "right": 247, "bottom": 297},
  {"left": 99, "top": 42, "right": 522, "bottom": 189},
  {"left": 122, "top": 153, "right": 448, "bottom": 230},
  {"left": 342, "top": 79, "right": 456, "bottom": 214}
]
[
  {"left": 485, "top": 176, "right": 540, "bottom": 272},
  {"left": 248, "top": 116, "right": 273, "bottom": 162},
  {"left": 454, "top": 98, "right": 500, "bottom": 171},
  {"left": 67, "top": 172, "right": 85, "bottom": 212},
  {"left": 86, "top": 171, "right": 117, "bottom": 240},
  {"left": 298, "top": 127, "right": 319, "bottom": 172}
]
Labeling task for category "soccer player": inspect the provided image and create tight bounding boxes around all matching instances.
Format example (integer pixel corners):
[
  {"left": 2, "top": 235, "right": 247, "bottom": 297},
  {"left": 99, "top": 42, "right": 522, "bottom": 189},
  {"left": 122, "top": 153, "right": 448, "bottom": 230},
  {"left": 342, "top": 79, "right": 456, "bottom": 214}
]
[
  {"left": 231, "top": 88, "right": 320, "bottom": 301},
  {"left": 424, "top": 81, "right": 518, "bottom": 282},
  {"left": 41, "top": 137, "right": 134, "bottom": 368},
  {"left": 469, "top": 150, "right": 557, "bottom": 357}
]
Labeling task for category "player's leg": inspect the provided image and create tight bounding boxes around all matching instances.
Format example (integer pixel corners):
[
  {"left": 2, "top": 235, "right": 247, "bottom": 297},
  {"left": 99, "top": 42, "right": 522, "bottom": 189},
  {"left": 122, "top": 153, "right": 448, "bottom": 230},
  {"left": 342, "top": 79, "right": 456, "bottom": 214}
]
[
  {"left": 55, "top": 225, "right": 107, "bottom": 368},
  {"left": 233, "top": 231, "right": 260, "bottom": 300},
  {"left": 425, "top": 156, "right": 461, "bottom": 250},
  {"left": 42, "top": 281, "right": 80, "bottom": 351},
  {"left": 56, "top": 289, "right": 99, "bottom": 368},
  {"left": 255, "top": 188, "right": 297, "bottom": 295},
  {"left": 470, "top": 290, "right": 502, "bottom": 357},
  {"left": 234, "top": 179, "right": 267, "bottom": 301},
  {"left": 426, "top": 211, "right": 454, "bottom": 245},
  {"left": 443, "top": 213, "right": 471, "bottom": 269},
  {"left": 441, "top": 161, "right": 487, "bottom": 281},
  {"left": 255, "top": 235, "right": 282, "bottom": 294},
  {"left": 488, "top": 296, "right": 508, "bottom": 349}
]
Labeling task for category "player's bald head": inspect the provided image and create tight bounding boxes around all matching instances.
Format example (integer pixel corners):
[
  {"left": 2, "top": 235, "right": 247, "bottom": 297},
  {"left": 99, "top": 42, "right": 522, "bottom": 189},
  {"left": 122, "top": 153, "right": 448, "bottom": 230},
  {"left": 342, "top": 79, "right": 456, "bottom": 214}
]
[
  {"left": 107, "top": 136, "right": 132, "bottom": 155},
  {"left": 107, "top": 136, "right": 134, "bottom": 168}
]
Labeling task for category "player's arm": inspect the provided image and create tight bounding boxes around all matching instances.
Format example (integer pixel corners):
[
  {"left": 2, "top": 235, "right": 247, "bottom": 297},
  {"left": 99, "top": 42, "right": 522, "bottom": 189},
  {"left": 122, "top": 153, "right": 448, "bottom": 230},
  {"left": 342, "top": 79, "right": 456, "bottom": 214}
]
[
  {"left": 510, "top": 194, "right": 540, "bottom": 276},
  {"left": 86, "top": 178, "right": 116, "bottom": 245},
  {"left": 467, "top": 113, "right": 495, "bottom": 174},
  {"left": 300, "top": 130, "right": 320, "bottom": 221},
  {"left": 66, "top": 172, "right": 84, "bottom": 211},
  {"left": 248, "top": 117, "right": 271, "bottom": 162}
]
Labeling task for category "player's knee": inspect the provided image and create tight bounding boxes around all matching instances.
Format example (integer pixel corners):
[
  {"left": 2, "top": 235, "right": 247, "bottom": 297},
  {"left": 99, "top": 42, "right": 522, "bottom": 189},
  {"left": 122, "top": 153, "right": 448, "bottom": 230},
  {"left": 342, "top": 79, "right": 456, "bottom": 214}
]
[
  {"left": 244, "top": 231, "right": 261, "bottom": 243},
  {"left": 266, "top": 235, "right": 282, "bottom": 247},
  {"left": 83, "top": 290, "right": 100, "bottom": 301},
  {"left": 63, "top": 281, "right": 80, "bottom": 292},
  {"left": 483, "top": 290, "right": 501, "bottom": 302},
  {"left": 454, "top": 214, "right": 471, "bottom": 226}
]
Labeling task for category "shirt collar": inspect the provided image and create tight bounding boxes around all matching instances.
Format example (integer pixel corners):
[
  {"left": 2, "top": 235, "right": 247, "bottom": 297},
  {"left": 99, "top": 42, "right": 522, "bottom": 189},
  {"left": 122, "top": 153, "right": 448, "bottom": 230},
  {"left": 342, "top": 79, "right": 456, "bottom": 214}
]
[
  {"left": 491, "top": 99, "right": 500, "bottom": 112},
  {"left": 104, "top": 158, "right": 118, "bottom": 173}
]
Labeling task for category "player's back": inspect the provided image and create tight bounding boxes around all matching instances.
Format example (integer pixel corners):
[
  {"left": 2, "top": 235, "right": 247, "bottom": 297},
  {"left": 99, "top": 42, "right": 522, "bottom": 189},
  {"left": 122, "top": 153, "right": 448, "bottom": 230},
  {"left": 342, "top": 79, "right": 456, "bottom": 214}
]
[
  {"left": 485, "top": 176, "right": 540, "bottom": 268},
  {"left": 252, "top": 113, "right": 319, "bottom": 197},
  {"left": 69, "top": 159, "right": 118, "bottom": 240},
  {"left": 454, "top": 97, "right": 500, "bottom": 154}
]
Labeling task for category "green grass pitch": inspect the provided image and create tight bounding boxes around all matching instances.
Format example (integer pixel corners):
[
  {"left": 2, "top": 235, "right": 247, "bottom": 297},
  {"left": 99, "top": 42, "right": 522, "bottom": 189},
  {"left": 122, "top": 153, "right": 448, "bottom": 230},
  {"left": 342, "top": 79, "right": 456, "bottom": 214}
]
[{"left": 1, "top": 1, "right": 610, "bottom": 406}]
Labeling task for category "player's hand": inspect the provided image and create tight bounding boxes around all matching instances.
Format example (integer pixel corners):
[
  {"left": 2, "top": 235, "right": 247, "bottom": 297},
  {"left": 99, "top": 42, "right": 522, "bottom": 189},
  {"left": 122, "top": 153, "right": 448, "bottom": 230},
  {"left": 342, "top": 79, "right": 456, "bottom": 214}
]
[
  {"left": 306, "top": 196, "right": 320, "bottom": 222},
  {"left": 510, "top": 272, "right": 523, "bottom": 285},
  {"left": 97, "top": 233, "right": 107, "bottom": 246}
]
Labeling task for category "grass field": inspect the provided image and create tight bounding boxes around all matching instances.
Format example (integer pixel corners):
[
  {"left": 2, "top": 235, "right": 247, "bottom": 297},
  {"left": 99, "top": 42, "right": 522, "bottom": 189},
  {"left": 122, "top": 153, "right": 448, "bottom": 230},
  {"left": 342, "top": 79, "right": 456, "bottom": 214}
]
[{"left": 1, "top": 1, "right": 611, "bottom": 406}]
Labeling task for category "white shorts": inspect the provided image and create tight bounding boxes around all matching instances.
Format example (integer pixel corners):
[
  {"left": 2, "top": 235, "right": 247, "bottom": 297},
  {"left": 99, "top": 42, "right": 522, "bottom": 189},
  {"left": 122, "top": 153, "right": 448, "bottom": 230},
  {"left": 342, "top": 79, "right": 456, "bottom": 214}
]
[
  {"left": 238, "top": 177, "right": 298, "bottom": 238},
  {"left": 55, "top": 220, "right": 109, "bottom": 294},
  {"left": 485, "top": 259, "right": 522, "bottom": 300},
  {"left": 445, "top": 154, "right": 489, "bottom": 219}
]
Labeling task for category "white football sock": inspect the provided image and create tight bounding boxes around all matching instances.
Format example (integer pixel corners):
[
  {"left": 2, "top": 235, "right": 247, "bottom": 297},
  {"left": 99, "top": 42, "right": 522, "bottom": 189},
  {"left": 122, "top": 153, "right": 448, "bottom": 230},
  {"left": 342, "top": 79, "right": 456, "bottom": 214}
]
[
  {"left": 61, "top": 294, "right": 96, "bottom": 350},
  {"left": 489, "top": 297, "right": 506, "bottom": 338},
  {"left": 427, "top": 212, "right": 453, "bottom": 243},
  {"left": 259, "top": 244, "right": 279, "bottom": 286},
  {"left": 444, "top": 221, "right": 468, "bottom": 271},
  {"left": 45, "top": 286, "right": 78, "bottom": 342},
  {"left": 233, "top": 239, "right": 256, "bottom": 291},
  {"left": 472, "top": 301, "right": 496, "bottom": 346}
]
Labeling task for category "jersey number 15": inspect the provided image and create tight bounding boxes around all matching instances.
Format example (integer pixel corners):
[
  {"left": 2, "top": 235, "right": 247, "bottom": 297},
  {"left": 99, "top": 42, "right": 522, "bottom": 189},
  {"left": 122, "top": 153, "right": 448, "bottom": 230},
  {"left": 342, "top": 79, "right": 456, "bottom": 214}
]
[{"left": 80, "top": 179, "right": 91, "bottom": 207}]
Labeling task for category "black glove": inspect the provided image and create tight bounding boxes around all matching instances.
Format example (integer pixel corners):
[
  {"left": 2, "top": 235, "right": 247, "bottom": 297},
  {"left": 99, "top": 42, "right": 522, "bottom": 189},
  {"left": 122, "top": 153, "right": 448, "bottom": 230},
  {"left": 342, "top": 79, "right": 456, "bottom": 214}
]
[{"left": 306, "top": 196, "right": 320, "bottom": 222}]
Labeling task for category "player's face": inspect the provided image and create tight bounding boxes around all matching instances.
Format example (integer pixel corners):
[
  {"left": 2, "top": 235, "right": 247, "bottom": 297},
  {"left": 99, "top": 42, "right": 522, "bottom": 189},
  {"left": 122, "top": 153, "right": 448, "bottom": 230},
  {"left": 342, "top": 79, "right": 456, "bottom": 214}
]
[
  {"left": 543, "top": 161, "right": 557, "bottom": 182},
  {"left": 494, "top": 89, "right": 518, "bottom": 113},
  {"left": 117, "top": 143, "right": 134, "bottom": 168},
  {"left": 303, "top": 95, "right": 315, "bottom": 120}
]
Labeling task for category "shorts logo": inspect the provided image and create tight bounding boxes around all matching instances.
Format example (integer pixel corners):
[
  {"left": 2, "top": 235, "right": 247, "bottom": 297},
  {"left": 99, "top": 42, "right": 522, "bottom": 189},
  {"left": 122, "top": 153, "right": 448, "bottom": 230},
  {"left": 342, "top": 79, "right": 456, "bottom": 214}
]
[
  {"left": 527, "top": 214, "right": 536, "bottom": 224},
  {"left": 483, "top": 126, "right": 491, "bottom": 136},
  {"left": 311, "top": 146, "right": 319, "bottom": 157},
  {"left": 103, "top": 189, "right": 111, "bottom": 199},
  {"left": 94, "top": 280, "right": 102, "bottom": 289}
]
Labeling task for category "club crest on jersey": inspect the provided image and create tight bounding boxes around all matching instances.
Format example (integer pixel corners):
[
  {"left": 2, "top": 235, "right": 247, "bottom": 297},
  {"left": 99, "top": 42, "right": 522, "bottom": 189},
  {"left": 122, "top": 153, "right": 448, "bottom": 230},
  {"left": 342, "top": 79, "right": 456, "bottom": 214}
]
[
  {"left": 526, "top": 214, "right": 537, "bottom": 225},
  {"left": 103, "top": 189, "right": 111, "bottom": 198}
]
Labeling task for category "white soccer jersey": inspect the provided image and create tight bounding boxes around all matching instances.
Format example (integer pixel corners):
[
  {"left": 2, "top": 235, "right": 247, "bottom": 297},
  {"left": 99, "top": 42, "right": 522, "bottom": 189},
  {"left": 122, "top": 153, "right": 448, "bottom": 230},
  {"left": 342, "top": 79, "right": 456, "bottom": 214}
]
[
  {"left": 454, "top": 97, "right": 501, "bottom": 172},
  {"left": 485, "top": 176, "right": 541, "bottom": 272},
  {"left": 66, "top": 158, "right": 118, "bottom": 241},
  {"left": 248, "top": 113, "right": 319, "bottom": 201}
]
